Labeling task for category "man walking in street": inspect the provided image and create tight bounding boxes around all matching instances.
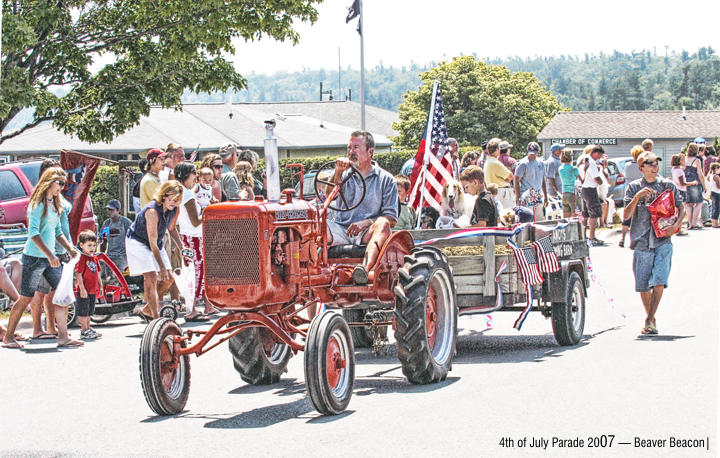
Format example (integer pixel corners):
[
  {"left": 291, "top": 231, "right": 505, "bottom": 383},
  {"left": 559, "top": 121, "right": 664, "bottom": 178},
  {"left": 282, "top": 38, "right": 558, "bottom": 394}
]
[
  {"left": 545, "top": 143, "right": 564, "bottom": 199},
  {"left": 580, "top": 145, "right": 606, "bottom": 245},
  {"left": 624, "top": 151, "right": 684, "bottom": 335},
  {"left": 514, "top": 142, "right": 548, "bottom": 221}
]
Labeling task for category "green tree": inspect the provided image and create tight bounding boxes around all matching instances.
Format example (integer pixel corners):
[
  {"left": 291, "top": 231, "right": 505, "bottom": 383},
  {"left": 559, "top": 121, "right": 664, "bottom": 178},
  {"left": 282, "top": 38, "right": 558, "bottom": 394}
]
[
  {"left": 0, "top": 0, "right": 320, "bottom": 144},
  {"left": 392, "top": 56, "right": 562, "bottom": 152}
]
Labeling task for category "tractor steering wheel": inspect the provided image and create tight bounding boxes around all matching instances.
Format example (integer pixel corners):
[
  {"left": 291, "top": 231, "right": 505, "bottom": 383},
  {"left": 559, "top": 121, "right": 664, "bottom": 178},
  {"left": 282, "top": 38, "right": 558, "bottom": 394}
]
[{"left": 313, "top": 161, "right": 366, "bottom": 212}]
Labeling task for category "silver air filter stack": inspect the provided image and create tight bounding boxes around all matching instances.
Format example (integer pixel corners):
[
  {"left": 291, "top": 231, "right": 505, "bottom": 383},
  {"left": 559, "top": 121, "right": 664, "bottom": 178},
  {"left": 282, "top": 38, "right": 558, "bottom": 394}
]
[{"left": 264, "top": 119, "right": 281, "bottom": 202}]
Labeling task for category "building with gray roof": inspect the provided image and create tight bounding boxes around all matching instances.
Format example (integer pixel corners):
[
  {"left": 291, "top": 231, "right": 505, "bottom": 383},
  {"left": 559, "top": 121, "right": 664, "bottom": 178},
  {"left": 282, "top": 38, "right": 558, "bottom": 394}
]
[
  {"left": 538, "top": 110, "right": 720, "bottom": 176},
  {"left": 0, "top": 101, "right": 398, "bottom": 161}
]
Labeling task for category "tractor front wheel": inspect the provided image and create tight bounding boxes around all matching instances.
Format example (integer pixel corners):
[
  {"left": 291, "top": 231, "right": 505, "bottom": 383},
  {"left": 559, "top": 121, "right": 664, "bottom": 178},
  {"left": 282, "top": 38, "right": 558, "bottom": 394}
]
[
  {"left": 304, "top": 311, "right": 355, "bottom": 415},
  {"left": 394, "top": 247, "right": 457, "bottom": 384},
  {"left": 139, "top": 318, "right": 190, "bottom": 416}
]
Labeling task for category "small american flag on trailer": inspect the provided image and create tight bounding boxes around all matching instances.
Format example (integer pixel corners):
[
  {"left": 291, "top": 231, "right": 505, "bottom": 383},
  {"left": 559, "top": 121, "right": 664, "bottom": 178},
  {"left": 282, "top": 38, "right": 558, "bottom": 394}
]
[
  {"left": 532, "top": 236, "right": 560, "bottom": 273},
  {"left": 511, "top": 245, "right": 544, "bottom": 286}
]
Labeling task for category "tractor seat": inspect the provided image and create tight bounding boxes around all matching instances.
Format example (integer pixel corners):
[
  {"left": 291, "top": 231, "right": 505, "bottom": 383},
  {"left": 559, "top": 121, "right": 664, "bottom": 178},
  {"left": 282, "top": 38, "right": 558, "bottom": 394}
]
[{"left": 328, "top": 244, "right": 367, "bottom": 259}]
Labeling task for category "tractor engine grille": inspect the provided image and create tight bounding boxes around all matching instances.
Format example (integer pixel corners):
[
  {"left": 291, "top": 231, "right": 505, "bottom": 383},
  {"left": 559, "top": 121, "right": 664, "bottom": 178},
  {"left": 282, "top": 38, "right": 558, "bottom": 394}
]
[{"left": 204, "top": 218, "right": 260, "bottom": 285}]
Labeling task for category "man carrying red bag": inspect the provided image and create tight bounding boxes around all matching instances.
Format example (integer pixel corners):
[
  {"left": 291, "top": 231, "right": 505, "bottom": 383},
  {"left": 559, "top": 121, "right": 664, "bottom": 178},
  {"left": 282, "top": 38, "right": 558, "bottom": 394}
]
[{"left": 623, "top": 151, "right": 685, "bottom": 335}]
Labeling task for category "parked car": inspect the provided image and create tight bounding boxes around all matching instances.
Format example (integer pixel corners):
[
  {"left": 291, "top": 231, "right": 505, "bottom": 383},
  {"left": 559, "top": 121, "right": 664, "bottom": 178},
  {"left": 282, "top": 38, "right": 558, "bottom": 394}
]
[
  {"left": 0, "top": 159, "right": 96, "bottom": 235},
  {"left": 294, "top": 169, "right": 336, "bottom": 201},
  {"left": 605, "top": 158, "right": 627, "bottom": 207}
]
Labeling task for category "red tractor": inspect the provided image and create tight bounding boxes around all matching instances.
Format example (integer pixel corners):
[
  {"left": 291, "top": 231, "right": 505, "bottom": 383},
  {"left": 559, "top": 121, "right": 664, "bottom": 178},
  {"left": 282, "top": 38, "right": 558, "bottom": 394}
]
[{"left": 139, "top": 123, "right": 458, "bottom": 416}]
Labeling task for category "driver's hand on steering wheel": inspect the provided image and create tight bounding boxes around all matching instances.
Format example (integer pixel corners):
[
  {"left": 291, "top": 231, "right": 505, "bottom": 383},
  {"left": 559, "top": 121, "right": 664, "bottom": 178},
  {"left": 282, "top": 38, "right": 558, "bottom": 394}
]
[
  {"left": 335, "top": 157, "right": 352, "bottom": 181},
  {"left": 346, "top": 219, "right": 372, "bottom": 237}
]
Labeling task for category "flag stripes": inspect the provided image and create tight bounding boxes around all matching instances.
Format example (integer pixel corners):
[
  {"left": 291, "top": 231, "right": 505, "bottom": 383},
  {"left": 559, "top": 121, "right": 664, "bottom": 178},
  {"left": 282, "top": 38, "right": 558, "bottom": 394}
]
[{"left": 532, "top": 236, "right": 561, "bottom": 273}]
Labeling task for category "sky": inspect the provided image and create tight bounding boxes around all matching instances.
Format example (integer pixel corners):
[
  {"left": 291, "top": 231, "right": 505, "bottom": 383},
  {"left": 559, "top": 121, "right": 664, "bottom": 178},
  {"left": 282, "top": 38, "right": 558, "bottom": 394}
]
[{"left": 229, "top": 0, "right": 720, "bottom": 75}]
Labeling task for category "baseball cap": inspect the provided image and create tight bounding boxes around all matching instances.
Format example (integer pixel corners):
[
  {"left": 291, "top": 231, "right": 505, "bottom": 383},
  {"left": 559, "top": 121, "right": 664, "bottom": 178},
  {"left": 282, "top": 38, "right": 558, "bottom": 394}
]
[
  {"left": 105, "top": 199, "right": 121, "bottom": 210},
  {"left": 499, "top": 140, "right": 513, "bottom": 150},
  {"left": 637, "top": 151, "right": 662, "bottom": 167},
  {"left": 447, "top": 137, "right": 458, "bottom": 145},
  {"left": 550, "top": 143, "right": 565, "bottom": 153},
  {"left": 694, "top": 137, "right": 706, "bottom": 144},
  {"left": 526, "top": 142, "right": 540, "bottom": 155},
  {"left": 219, "top": 143, "right": 238, "bottom": 158},
  {"left": 146, "top": 148, "right": 167, "bottom": 161},
  {"left": 481, "top": 141, "right": 489, "bottom": 149}
]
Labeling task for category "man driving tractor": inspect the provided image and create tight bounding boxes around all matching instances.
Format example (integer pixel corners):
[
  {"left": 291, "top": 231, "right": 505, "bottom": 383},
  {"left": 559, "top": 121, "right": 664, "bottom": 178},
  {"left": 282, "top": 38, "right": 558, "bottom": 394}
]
[{"left": 327, "top": 131, "right": 398, "bottom": 285}]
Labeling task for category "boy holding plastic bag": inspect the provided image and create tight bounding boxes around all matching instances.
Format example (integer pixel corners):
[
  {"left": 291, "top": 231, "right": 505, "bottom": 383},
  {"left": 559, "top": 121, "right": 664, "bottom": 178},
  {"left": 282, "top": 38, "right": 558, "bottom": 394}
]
[{"left": 623, "top": 152, "right": 685, "bottom": 335}]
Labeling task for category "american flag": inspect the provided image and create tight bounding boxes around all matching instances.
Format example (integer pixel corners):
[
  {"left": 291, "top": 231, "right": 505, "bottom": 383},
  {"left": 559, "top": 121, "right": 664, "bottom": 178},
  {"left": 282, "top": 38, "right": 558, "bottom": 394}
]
[
  {"left": 510, "top": 244, "right": 544, "bottom": 286},
  {"left": 532, "top": 236, "right": 560, "bottom": 273},
  {"left": 408, "top": 81, "right": 454, "bottom": 217}
]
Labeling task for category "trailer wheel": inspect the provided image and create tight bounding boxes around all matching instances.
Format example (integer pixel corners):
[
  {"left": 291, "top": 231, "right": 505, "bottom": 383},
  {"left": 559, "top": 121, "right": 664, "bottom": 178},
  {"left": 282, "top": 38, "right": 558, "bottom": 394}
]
[
  {"left": 305, "top": 311, "right": 354, "bottom": 415},
  {"left": 552, "top": 271, "right": 585, "bottom": 346},
  {"left": 228, "top": 327, "right": 293, "bottom": 385},
  {"left": 139, "top": 318, "right": 190, "bottom": 416},
  {"left": 342, "top": 308, "right": 388, "bottom": 348},
  {"left": 394, "top": 247, "right": 457, "bottom": 384}
]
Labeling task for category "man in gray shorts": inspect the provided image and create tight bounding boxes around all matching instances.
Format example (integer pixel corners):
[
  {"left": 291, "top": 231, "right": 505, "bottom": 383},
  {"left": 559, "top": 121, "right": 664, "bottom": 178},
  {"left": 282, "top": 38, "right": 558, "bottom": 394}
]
[
  {"left": 624, "top": 151, "right": 684, "bottom": 335},
  {"left": 327, "top": 131, "right": 398, "bottom": 285}
]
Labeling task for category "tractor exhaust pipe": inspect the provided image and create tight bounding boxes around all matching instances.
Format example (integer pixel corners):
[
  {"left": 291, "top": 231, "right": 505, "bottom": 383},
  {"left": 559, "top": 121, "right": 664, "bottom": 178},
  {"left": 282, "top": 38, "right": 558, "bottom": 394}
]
[{"left": 264, "top": 119, "right": 281, "bottom": 202}]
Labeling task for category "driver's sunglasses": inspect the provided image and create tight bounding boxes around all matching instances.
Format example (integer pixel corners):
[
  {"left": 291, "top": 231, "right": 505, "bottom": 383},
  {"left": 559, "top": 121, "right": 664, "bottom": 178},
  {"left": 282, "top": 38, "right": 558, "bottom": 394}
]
[
  {"left": 212, "top": 165, "right": 223, "bottom": 169},
  {"left": 54, "top": 180, "right": 66, "bottom": 187}
]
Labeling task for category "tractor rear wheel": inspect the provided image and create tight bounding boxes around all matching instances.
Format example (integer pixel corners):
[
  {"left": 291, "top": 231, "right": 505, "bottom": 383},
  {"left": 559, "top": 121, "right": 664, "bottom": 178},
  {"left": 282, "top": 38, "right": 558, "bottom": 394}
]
[
  {"left": 228, "top": 327, "right": 293, "bottom": 385},
  {"left": 305, "top": 311, "right": 354, "bottom": 415},
  {"left": 342, "top": 308, "right": 388, "bottom": 348},
  {"left": 139, "top": 318, "right": 190, "bottom": 416},
  {"left": 394, "top": 247, "right": 457, "bottom": 384}
]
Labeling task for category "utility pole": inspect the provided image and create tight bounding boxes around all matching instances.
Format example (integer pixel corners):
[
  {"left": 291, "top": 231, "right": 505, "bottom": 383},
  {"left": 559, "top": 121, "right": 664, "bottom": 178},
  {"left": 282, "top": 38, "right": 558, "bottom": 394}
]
[
  {"left": 359, "top": 0, "right": 366, "bottom": 130},
  {"left": 338, "top": 47, "right": 342, "bottom": 102}
]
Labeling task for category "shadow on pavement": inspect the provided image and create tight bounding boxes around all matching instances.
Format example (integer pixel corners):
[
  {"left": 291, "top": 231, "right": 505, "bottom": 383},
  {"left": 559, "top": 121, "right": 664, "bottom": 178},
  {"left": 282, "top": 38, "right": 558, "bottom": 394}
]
[
  {"left": 202, "top": 397, "right": 315, "bottom": 429},
  {"left": 229, "top": 378, "right": 305, "bottom": 397},
  {"left": 635, "top": 335, "right": 694, "bottom": 342},
  {"left": 176, "top": 374, "right": 457, "bottom": 429},
  {"left": 452, "top": 325, "right": 625, "bottom": 364}
]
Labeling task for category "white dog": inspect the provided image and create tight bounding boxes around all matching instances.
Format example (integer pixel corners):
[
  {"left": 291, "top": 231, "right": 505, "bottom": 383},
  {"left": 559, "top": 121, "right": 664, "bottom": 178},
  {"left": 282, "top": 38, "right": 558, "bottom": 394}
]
[{"left": 437, "top": 181, "right": 475, "bottom": 228}]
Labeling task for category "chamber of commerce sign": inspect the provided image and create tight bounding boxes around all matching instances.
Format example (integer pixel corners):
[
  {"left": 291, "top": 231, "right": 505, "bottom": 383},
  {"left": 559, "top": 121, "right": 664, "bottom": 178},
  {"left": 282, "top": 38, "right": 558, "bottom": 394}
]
[{"left": 551, "top": 138, "right": 618, "bottom": 146}]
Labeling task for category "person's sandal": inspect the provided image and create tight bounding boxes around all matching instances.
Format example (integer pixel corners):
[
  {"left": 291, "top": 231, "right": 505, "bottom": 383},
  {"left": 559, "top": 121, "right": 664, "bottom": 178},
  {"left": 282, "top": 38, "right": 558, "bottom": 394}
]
[{"left": 618, "top": 240, "right": 624, "bottom": 248}]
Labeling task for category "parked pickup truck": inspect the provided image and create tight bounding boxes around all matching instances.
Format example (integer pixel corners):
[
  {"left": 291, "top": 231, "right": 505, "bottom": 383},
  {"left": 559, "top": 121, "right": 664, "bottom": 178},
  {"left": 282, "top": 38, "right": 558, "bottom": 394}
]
[{"left": 0, "top": 159, "right": 96, "bottom": 234}]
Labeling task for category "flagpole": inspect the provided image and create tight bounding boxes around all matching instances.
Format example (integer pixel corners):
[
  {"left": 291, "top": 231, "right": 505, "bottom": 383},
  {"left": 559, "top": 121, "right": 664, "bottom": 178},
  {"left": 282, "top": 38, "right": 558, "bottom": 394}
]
[
  {"left": 414, "top": 81, "right": 439, "bottom": 229},
  {"left": 359, "top": 0, "right": 366, "bottom": 130}
]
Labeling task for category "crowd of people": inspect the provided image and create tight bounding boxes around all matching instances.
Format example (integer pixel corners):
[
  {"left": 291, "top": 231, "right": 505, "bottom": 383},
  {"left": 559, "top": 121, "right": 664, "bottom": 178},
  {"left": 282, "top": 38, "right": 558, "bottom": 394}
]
[
  {"left": 1, "top": 142, "right": 270, "bottom": 347},
  {"left": 2, "top": 132, "right": 718, "bottom": 346}
]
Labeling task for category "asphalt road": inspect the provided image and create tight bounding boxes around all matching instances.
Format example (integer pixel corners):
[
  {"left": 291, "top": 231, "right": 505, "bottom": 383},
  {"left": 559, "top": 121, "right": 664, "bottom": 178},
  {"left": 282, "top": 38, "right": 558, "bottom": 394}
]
[{"left": 1, "top": 228, "right": 717, "bottom": 457}]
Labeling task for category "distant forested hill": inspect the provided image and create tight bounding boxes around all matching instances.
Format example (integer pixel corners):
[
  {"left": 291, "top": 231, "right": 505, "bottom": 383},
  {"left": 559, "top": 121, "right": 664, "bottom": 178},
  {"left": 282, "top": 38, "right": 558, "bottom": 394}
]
[{"left": 184, "top": 47, "right": 720, "bottom": 112}]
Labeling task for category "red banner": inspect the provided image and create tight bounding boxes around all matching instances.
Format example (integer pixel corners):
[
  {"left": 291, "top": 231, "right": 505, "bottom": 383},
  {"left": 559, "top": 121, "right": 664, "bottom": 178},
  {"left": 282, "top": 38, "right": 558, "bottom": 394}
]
[{"left": 60, "top": 150, "right": 100, "bottom": 243}]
